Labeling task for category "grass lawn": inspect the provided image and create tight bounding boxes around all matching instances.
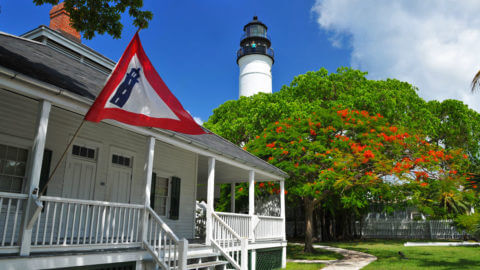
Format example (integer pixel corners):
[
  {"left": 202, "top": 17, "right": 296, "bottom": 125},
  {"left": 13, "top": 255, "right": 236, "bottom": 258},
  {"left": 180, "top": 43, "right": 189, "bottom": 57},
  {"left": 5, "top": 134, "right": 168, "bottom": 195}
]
[
  {"left": 326, "top": 240, "right": 480, "bottom": 270},
  {"left": 285, "top": 243, "right": 342, "bottom": 269},
  {"left": 286, "top": 262, "right": 325, "bottom": 269},
  {"left": 287, "top": 243, "right": 343, "bottom": 260}
]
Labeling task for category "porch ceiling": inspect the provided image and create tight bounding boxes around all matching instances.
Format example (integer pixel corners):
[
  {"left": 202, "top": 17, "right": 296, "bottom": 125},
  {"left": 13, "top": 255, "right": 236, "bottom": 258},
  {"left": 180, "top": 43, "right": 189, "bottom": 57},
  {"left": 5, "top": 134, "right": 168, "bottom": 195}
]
[{"left": 197, "top": 155, "right": 278, "bottom": 185}]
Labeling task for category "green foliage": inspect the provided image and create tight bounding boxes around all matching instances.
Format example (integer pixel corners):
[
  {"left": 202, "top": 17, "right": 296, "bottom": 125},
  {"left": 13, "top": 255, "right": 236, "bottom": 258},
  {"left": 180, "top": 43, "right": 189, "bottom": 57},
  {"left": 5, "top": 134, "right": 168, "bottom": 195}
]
[
  {"left": 205, "top": 68, "right": 480, "bottom": 166},
  {"left": 33, "top": 0, "right": 153, "bottom": 39},
  {"left": 245, "top": 107, "right": 472, "bottom": 217},
  {"left": 454, "top": 212, "right": 480, "bottom": 238}
]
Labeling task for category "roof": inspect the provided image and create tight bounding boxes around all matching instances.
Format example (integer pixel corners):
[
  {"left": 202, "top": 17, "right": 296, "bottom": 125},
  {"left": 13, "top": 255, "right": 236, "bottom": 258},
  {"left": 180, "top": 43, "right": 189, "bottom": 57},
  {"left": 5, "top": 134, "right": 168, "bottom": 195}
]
[{"left": 0, "top": 31, "right": 288, "bottom": 178}]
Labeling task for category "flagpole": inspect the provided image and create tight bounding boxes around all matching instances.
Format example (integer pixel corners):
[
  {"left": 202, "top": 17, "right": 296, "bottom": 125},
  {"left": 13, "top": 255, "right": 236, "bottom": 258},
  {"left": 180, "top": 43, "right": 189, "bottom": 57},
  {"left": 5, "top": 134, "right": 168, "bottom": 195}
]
[{"left": 38, "top": 119, "right": 86, "bottom": 198}]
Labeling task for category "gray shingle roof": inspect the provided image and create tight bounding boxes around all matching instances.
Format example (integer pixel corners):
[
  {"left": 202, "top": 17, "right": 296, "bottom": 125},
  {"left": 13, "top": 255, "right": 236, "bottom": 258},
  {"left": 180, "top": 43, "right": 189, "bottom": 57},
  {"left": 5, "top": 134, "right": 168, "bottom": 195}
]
[{"left": 0, "top": 32, "right": 288, "bottom": 178}]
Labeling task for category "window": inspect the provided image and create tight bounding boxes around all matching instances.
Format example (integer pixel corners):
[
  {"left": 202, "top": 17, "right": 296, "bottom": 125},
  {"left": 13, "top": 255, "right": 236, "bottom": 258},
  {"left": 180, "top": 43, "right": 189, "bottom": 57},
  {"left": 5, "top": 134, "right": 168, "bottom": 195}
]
[
  {"left": 0, "top": 144, "right": 28, "bottom": 193},
  {"left": 151, "top": 173, "right": 169, "bottom": 216},
  {"left": 112, "top": 154, "right": 131, "bottom": 167},
  {"left": 72, "top": 145, "right": 96, "bottom": 160},
  {"left": 150, "top": 173, "right": 181, "bottom": 220}
]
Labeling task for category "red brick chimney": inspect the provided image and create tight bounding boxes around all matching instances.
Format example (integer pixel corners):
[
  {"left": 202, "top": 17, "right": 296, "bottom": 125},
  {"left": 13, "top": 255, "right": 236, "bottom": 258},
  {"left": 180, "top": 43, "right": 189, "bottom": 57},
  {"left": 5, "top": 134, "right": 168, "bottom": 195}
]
[{"left": 49, "top": 2, "right": 81, "bottom": 42}]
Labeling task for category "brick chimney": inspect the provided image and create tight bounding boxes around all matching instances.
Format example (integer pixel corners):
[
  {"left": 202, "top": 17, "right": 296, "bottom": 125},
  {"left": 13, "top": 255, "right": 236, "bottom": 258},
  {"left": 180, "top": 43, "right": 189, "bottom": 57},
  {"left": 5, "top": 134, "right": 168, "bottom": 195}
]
[{"left": 49, "top": 2, "right": 81, "bottom": 42}]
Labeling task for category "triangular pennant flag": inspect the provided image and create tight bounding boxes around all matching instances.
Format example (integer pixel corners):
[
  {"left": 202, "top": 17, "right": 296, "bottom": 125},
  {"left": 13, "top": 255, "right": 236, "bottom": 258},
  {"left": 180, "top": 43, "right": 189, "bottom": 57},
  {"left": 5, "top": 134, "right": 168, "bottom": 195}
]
[{"left": 85, "top": 32, "right": 206, "bottom": 135}]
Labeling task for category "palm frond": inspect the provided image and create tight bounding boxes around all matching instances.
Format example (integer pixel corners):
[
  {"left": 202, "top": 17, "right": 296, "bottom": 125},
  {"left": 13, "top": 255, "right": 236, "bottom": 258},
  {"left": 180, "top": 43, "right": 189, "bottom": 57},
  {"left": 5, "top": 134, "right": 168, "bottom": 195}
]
[{"left": 471, "top": 70, "right": 480, "bottom": 93}]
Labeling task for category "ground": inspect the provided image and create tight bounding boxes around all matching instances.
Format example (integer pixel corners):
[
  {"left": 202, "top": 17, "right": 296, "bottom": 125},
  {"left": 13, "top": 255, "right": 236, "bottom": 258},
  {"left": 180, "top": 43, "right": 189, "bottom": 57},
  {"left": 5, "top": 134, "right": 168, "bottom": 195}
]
[
  {"left": 286, "top": 262, "right": 325, "bottom": 269},
  {"left": 287, "top": 244, "right": 343, "bottom": 260},
  {"left": 327, "top": 240, "right": 480, "bottom": 269},
  {"left": 286, "top": 243, "right": 342, "bottom": 269}
]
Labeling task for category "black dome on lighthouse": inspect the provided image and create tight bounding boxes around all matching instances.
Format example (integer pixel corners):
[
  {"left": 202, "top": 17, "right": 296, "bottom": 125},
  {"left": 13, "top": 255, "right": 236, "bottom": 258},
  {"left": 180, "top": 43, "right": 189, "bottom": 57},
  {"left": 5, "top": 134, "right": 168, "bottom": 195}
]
[{"left": 237, "top": 16, "right": 274, "bottom": 64}]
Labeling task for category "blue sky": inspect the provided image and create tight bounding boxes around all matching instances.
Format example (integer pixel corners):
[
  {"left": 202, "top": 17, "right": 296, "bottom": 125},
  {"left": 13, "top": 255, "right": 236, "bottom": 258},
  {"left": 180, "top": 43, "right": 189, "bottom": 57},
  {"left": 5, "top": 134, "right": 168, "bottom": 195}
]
[
  {"left": 0, "top": 0, "right": 350, "bottom": 122},
  {"left": 3, "top": 1, "right": 480, "bottom": 121}
]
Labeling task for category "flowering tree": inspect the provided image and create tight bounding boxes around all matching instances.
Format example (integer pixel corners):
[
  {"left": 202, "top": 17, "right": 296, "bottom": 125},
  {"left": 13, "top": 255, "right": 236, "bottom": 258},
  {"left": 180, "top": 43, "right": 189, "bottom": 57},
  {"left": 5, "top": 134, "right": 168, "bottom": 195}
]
[{"left": 245, "top": 107, "right": 472, "bottom": 252}]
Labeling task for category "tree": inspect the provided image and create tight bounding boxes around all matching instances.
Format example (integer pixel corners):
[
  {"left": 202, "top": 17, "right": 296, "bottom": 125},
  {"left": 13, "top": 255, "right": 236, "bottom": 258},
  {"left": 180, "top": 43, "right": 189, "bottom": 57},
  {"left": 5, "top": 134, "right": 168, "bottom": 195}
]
[
  {"left": 206, "top": 67, "right": 480, "bottom": 246},
  {"left": 245, "top": 107, "right": 471, "bottom": 252},
  {"left": 33, "top": 0, "right": 153, "bottom": 39}
]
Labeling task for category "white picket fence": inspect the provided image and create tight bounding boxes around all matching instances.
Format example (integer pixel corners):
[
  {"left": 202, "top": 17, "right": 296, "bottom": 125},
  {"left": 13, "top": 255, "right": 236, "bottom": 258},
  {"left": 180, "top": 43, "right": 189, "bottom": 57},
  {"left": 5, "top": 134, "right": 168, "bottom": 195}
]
[{"left": 360, "top": 219, "right": 464, "bottom": 239}]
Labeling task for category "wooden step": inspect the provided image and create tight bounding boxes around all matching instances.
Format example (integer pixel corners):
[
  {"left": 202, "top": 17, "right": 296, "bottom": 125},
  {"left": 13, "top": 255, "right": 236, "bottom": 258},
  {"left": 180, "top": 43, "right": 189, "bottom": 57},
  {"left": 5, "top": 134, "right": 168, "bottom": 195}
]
[
  {"left": 187, "top": 251, "right": 221, "bottom": 259},
  {"left": 186, "top": 260, "right": 229, "bottom": 269}
]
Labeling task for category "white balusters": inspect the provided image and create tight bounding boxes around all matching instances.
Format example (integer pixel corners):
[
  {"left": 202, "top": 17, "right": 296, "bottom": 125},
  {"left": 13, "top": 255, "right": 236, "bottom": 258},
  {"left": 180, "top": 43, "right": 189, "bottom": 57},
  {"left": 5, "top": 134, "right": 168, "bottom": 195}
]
[
  {"left": 0, "top": 192, "right": 27, "bottom": 247},
  {"left": 24, "top": 196, "right": 143, "bottom": 248},
  {"left": 216, "top": 212, "right": 251, "bottom": 239},
  {"left": 254, "top": 215, "right": 284, "bottom": 240},
  {"left": 143, "top": 206, "right": 185, "bottom": 270},
  {"left": 211, "top": 212, "right": 245, "bottom": 270}
]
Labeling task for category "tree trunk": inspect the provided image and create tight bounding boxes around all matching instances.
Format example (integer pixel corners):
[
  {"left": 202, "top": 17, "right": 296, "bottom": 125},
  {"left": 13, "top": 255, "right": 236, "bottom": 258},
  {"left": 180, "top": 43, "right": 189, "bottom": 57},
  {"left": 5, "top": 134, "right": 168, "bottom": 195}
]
[{"left": 304, "top": 198, "right": 315, "bottom": 253}]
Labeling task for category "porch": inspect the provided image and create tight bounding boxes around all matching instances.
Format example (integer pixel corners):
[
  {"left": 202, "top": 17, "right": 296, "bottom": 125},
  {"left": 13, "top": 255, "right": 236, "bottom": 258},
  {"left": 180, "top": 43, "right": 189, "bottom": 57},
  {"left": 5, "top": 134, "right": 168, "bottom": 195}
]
[
  {"left": 0, "top": 89, "right": 287, "bottom": 269},
  {"left": 0, "top": 189, "right": 286, "bottom": 269}
]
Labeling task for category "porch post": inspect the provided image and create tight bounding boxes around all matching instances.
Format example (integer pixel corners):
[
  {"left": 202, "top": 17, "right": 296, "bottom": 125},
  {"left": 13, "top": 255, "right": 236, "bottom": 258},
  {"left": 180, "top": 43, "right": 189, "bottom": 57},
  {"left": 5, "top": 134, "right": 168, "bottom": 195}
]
[
  {"left": 20, "top": 100, "right": 51, "bottom": 256},
  {"left": 248, "top": 170, "right": 255, "bottom": 241},
  {"left": 280, "top": 179, "right": 287, "bottom": 268},
  {"left": 141, "top": 136, "right": 155, "bottom": 244},
  {"left": 205, "top": 157, "right": 215, "bottom": 245},
  {"left": 230, "top": 182, "right": 235, "bottom": 212}
]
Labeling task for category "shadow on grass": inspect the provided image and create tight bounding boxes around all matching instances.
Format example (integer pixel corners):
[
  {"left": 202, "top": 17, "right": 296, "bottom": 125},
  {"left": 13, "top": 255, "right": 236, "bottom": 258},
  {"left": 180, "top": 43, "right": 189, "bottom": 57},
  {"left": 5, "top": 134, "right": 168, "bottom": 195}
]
[{"left": 287, "top": 244, "right": 343, "bottom": 260}]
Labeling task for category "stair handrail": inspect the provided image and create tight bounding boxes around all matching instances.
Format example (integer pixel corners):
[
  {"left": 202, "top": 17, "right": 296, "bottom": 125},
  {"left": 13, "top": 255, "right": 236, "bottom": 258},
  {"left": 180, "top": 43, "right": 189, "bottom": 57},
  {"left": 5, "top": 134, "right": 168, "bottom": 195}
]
[
  {"left": 211, "top": 212, "right": 247, "bottom": 270},
  {"left": 143, "top": 206, "right": 187, "bottom": 270}
]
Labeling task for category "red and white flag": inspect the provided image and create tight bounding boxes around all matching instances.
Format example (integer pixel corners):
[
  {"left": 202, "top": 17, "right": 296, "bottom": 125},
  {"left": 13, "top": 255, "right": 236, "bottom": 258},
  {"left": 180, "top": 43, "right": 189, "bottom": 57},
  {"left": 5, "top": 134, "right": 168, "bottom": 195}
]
[{"left": 85, "top": 32, "right": 206, "bottom": 135}]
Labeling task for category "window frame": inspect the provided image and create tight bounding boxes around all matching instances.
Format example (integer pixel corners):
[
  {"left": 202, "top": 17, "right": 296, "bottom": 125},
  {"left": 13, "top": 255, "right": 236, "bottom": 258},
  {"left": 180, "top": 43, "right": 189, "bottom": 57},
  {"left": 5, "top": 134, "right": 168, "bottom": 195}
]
[
  {"left": 151, "top": 172, "right": 172, "bottom": 218},
  {"left": 0, "top": 132, "right": 33, "bottom": 194}
]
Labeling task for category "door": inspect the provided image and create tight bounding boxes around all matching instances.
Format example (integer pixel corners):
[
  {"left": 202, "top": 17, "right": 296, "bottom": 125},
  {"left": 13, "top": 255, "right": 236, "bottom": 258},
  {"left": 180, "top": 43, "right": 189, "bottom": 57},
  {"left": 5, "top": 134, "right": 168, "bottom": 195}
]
[
  {"left": 63, "top": 143, "right": 98, "bottom": 200},
  {"left": 107, "top": 150, "right": 134, "bottom": 203}
]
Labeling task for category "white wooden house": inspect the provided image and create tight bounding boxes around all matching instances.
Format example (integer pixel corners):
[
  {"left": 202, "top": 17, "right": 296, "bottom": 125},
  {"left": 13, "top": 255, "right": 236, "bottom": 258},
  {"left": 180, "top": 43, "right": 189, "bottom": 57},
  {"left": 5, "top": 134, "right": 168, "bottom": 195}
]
[{"left": 0, "top": 6, "right": 288, "bottom": 270}]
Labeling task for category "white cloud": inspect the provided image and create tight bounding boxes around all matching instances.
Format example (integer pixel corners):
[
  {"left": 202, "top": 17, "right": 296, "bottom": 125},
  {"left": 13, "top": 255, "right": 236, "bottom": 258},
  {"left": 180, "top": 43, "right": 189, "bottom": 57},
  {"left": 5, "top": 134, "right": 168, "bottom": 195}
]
[
  {"left": 193, "top": 116, "right": 204, "bottom": 126},
  {"left": 312, "top": 0, "right": 480, "bottom": 111}
]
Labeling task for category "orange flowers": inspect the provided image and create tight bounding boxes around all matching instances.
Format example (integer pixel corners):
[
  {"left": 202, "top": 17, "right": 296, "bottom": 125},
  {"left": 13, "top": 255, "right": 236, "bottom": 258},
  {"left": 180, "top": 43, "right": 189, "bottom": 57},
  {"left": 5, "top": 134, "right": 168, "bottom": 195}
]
[
  {"left": 363, "top": 150, "right": 374, "bottom": 159},
  {"left": 268, "top": 156, "right": 274, "bottom": 161},
  {"left": 282, "top": 150, "right": 289, "bottom": 155},
  {"left": 259, "top": 182, "right": 265, "bottom": 188},
  {"left": 415, "top": 171, "right": 429, "bottom": 180},
  {"left": 276, "top": 126, "right": 284, "bottom": 133},
  {"left": 266, "top": 142, "right": 276, "bottom": 148},
  {"left": 310, "top": 129, "right": 317, "bottom": 136},
  {"left": 389, "top": 126, "right": 398, "bottom": 133},
  {"left": 420, "top": 182, "right": 428, "bottom": 187},
  {"left": 337, "top": 109, "right": 349, "bottom": 118}
]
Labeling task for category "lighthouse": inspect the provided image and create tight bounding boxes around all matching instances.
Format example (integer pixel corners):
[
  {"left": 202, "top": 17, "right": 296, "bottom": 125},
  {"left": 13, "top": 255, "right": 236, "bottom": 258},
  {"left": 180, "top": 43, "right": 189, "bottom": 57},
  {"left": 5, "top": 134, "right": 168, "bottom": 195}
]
[{"left": 237, "top": 16, "right": 274, "bottom": 97}]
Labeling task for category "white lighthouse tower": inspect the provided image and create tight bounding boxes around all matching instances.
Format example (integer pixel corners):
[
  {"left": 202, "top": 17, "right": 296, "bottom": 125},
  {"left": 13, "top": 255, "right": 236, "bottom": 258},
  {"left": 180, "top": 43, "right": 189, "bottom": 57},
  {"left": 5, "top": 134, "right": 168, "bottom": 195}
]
[{"left": 237, "top": 16, "right": 274, "bottom": 97}]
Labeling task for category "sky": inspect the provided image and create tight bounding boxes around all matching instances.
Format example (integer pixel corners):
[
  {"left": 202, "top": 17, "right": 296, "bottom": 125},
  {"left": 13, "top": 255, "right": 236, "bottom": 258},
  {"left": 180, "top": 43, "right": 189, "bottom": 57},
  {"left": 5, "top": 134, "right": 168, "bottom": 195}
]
[{"left": 1, "top": 0, "right": 480, "bottom": 124}]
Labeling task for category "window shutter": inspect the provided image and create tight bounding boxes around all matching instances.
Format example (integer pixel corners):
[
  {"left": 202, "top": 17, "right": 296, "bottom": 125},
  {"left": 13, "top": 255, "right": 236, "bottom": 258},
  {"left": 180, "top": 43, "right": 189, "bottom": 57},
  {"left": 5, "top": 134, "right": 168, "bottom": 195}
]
[
  {"left": 169, "top": 177, "right": 181, "bottom": 220},
  {"left": 38, "top": 149, "right": 52, "bottom": 195},
  {"left": 150, "top": 172, "right": 157, "bottom": 208}
]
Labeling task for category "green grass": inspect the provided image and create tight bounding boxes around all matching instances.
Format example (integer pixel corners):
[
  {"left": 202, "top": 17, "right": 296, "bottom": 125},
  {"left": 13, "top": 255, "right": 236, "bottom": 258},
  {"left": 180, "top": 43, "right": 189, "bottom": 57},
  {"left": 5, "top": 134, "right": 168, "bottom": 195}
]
[
  {"left": 325, "top": 240, "right": 480, "bottom": 270},
  {"left": 285, "top": 262, "right": 325, "bottom": 269},
  {"left": 287, "top": 243, "right": 343, "bottom": 260}
]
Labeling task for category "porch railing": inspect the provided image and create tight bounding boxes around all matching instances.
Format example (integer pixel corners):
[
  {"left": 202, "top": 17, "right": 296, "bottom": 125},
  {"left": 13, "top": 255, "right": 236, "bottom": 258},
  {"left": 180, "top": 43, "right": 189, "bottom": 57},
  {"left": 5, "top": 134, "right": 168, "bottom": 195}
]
[
  {"left": 216, "top": 212, "right": 251, "bottom": 239},
  {"left": 211, "top": 212, "right": 247, "bottom": 270},
  {"left": 143, "top": 206, "right": 187, "bottom": 270},
  {"left": 31, "top": 196, "right": 144, "bottom": 248},
  {"left": 255, "top": 215, "right": 284, "bottom": 240},
  {"left": 0, "top": 192, "right": 28, "bottom": 248}
]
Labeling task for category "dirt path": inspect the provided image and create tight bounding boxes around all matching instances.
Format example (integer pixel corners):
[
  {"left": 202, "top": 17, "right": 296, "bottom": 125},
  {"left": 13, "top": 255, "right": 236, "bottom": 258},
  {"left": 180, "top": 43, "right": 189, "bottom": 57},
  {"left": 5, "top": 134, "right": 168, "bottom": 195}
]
[{"left": 288, "top": 244, "right": 377, "bottom": 270}]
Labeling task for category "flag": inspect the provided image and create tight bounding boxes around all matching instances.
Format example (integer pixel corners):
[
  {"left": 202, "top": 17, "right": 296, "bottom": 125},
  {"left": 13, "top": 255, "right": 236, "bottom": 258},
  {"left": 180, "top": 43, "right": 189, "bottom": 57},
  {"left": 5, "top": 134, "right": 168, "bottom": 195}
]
[{"left": 85, "top": 32, "right": 206, "bottom": 135}]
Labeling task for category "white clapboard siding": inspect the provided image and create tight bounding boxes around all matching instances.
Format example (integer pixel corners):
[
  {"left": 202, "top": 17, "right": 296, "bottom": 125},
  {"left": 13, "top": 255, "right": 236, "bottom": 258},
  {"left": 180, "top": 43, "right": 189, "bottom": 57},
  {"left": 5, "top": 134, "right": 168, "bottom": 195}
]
[{"left": 0, "top": 89, "right": 198, "bottom": 240}]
